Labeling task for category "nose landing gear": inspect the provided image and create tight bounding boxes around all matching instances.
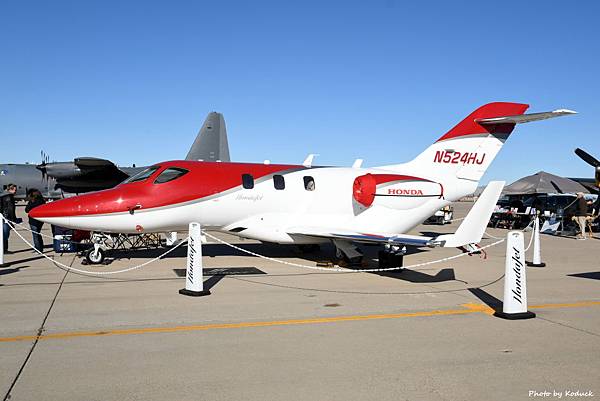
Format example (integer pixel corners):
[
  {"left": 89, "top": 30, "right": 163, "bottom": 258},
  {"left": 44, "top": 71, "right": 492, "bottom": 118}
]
[{"left": 85, "top": 245, "right": 106, "bottom": 264}]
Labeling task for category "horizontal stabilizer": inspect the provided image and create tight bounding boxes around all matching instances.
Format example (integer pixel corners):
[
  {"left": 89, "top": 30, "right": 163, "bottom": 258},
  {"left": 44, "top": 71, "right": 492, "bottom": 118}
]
[{"left": 476, "top": 109, "right": 576, "bottom": 125}]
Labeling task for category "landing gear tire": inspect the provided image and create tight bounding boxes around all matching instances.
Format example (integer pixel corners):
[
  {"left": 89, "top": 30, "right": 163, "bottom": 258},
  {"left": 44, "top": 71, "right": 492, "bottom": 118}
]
[
  {"left": 378, "top": 250, "right": 405, "bottom": 270},
  {"left": 86, "top": 248, "right": 105, "bottom": 264}
]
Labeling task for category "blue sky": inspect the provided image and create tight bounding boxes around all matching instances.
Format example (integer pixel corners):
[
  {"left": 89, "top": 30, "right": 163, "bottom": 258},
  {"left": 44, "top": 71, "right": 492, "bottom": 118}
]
[{"left": 1, "top": 0, "right": 598, "bottom": 184}]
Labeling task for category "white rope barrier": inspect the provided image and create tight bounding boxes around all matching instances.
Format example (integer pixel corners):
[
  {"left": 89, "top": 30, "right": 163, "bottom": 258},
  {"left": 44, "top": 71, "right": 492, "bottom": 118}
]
[
  {"left": 202, "top": 231, "right": 505, "bottom": 273},
  {"left": 3, "top": 213, "right": 506, "bottom": 275},
  {"left": 3, "top": 214, "right": 507, "bottom": 276},
  {"left": 524, "top": 230, "right": 535, "bottom": 252},
  {"left": 4, "top": 217, "right": 189, "bottom": 276},
  {"left": 485, "top": 227, "right": 534, "bottom": 251},
  {"left": 7, "top": 218, "right": 89, "bottom": 244}
]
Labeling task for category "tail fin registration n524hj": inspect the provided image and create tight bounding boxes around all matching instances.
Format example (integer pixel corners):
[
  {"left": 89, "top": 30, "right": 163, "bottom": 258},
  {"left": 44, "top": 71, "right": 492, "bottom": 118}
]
[
  {"left": 380, "top": 103, "right": 576, "bottom": 185},
  {"left": 30, "top": 102, "right": 576, "bottom": 261}
]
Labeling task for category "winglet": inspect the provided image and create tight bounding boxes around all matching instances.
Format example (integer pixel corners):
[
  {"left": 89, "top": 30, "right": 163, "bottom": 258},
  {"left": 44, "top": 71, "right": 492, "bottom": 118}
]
[{"left": 434, "top": 181, "right": 505, "bottom": 248}]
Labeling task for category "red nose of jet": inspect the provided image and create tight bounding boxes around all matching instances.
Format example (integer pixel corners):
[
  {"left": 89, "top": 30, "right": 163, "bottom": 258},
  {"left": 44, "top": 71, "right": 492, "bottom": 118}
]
[
  {"left": 29, "top": 197, "right": 83, "bottom": 220},
  {"left": 29, "top": 189, "right": 131, "bottom": 223}
]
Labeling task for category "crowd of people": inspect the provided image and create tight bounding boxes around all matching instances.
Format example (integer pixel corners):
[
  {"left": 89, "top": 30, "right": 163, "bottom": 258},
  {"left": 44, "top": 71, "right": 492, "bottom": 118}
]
[{"left": 1, "top": 183, "right": 47, "bottom": 254}]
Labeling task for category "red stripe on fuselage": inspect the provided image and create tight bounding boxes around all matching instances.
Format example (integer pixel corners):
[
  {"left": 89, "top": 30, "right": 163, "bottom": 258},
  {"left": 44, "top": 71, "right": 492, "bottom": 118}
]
[{"left": 30, "top": 161, "right": 306, "bottom": 218}]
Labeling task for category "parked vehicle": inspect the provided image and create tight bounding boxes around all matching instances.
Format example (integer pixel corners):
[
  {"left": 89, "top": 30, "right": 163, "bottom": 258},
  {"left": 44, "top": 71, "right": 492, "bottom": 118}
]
[{"left": 425, "top": 206, "right": 454, "bottom": 225}]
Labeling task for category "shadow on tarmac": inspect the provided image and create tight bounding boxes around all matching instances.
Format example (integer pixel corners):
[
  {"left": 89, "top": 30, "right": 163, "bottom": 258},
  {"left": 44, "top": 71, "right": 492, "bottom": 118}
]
[
  {"left": 0, "top": 255, "right": 46, "bottom": 267},
  {"left": 468, "top": 287, "right": 502, "bottom": 313},
  {"left": 203, "top": 274, "right": 225, "bottom": 290},
  {"left": 375, "top": 268, "right": 466, "bottom": 284},
  {"left": 568, "top": 271, "right": 600, "bottom": 281},
  {"left": 0, "top": 265, "right": 28, "bottom": 276}
]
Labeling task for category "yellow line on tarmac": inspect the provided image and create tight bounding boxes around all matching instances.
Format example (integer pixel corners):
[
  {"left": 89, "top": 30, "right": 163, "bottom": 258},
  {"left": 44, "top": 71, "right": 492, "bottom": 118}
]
[
  {"left": 528, "top": 300, "right": 600, "bottom": 309},
  {"left": 0, "top": 300, "right": 598, "bottom": 343}
]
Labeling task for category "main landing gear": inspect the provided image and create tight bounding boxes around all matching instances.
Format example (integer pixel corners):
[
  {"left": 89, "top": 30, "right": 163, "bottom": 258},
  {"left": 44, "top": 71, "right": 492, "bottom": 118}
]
[
  {"left": 332, "top": 239, "right": 364, "bottom": 266},
  {"left": 332, "top": 240, "right": 407, "bottom": 269},
  {"left": 378, "top": 244, "right": 406, "bottom": 269}
]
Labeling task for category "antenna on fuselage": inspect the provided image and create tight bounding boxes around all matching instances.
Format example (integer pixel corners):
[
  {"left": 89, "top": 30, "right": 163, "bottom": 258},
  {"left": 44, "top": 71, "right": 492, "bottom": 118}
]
[{"left": 303, "top": 154, "right": 319, "bottom": 168}]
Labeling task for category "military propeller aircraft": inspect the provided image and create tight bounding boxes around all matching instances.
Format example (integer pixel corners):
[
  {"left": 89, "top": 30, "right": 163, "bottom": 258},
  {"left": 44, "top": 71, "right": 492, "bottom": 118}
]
[
  {"left": 30, "top": 102, "right": 576, "bottom": 263},
  {"left": 1, "top": 112, "right": 229, "bottom": 199},
  {"left": 572, "top": 148, "right": 600, "bottom": 192}
]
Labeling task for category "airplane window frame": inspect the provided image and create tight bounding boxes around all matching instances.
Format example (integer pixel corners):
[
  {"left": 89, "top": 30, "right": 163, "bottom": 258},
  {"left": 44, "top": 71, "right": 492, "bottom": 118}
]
[
  {"left": 122, "top": 166, "right": 161, "bottom": 184},
  {"left": 242, "top": 174, "right": 254, "bottom": 189},
  {"left": 303, "top": 176, "right": 315, "bottom": 191},
  {"left": 273, "top": 174, "right": 285, "bottom": 190},
  {"left": 154, "top": 167, "right": 189, "bottom": 184}
]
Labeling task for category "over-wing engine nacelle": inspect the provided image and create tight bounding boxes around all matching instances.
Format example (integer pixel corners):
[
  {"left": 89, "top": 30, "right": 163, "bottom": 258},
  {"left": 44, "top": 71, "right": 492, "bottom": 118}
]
[{"left": 353, "top": 173, "right": 444, "bottom": 210}]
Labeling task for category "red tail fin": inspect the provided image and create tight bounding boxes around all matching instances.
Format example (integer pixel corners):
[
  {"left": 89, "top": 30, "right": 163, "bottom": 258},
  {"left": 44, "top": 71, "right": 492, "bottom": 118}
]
[{"left": 437, "top": 102, "right": 529, "bottom": 142}]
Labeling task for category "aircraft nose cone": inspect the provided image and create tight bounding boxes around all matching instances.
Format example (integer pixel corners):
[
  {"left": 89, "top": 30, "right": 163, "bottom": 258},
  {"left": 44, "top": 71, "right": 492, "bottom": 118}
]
[
  {"left": 29, "top": 198, "right": 78, "bottom": 220},
  {"left": 28, "top": 189, "right": 133, "bottom": 230}
]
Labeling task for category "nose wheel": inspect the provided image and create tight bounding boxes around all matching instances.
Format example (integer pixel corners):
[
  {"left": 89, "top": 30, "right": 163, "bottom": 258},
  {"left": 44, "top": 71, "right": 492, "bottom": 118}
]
[{"left": 85, "top": 246, "right": 106, "bottom": 264}]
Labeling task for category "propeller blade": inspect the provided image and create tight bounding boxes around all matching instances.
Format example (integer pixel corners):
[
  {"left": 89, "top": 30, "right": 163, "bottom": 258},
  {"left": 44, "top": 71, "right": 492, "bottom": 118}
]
[
  {"left": 575, "top": 148, "right": 600, "bottom": 167},
  {"left": 37, "top": 151, "right": 48, "bottom": 182},
  {"left": 550, "top": 180, "right": 563, "bottom": 194}
]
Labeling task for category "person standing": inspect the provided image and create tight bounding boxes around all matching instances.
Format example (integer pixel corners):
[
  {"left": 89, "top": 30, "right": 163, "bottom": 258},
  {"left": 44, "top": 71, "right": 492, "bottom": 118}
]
[
  {"left": 1, "top": 184, "right": 18, "bottom": 253},
  {"left": 25, "top": 189, "right": 46, "bottom": 252},
  {"left": 574, "top": 192, "right": 591, "bottom": 240}
]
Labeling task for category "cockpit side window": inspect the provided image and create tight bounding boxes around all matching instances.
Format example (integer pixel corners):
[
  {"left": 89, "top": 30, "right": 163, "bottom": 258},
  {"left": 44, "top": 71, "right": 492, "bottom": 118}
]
[
  {"left": 154, "top": 167, "right": 189, "bottom": 184},
  {"left": 122, "top": 166, "right": 160, "bottom": 184},
  {"left": 242, "top": 174, "right": 254, "bottom": 189}
]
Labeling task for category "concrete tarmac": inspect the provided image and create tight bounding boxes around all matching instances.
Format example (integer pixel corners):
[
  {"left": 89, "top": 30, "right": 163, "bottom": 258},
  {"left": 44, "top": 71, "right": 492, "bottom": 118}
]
[{"left": 1, "top": 203, "right": 599, "bottom": 401}]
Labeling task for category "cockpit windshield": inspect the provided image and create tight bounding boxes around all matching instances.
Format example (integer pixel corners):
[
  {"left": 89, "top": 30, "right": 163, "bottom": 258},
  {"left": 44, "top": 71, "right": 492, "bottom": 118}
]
[
  {"left": 122, "top": 166, "right": 160, "bottom": 184},
  {"left": 154, "top": 167, "right": 189, "bottom": 184}
]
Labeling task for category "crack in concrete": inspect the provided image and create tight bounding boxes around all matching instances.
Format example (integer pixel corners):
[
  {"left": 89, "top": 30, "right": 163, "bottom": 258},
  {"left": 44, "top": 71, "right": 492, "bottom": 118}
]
[{"left": 2, "top": 255, "right": 73, "bottom": 401}]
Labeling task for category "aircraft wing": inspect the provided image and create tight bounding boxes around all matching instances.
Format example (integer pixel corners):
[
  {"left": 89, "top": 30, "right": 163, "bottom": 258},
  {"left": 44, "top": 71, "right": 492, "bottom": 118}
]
[
  {"left": 74, "top": 157, "right": 128, "bottom": 175},
  {"left": 185, "top": 112, "right": 231, "bottom": 162},
  {"left": 43, "top": 157, "right": 131, "bottom": 193},
  {"left": 288, "top": 181, "right": 505, "bottom": 249},
  {"left": 288, "top": 227, "right": 436, "bottom": 247}
]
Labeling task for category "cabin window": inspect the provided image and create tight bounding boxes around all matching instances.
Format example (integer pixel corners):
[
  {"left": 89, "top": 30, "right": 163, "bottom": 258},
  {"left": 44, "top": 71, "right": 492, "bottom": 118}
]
[
  {"left": 242, "top": 174, "right": 254, "bottom": 189},
  {"left": 122, "top": 166, "right": 160, "bottom": 183},
  {"left": 273, "top": 174, "right": 285, "bottom": 190},
  {"left": 303, "top": 176, "right": 315, "bottom": 191},
  {"left": 154, "top": 167, "right": 189, "bottom": 184}
]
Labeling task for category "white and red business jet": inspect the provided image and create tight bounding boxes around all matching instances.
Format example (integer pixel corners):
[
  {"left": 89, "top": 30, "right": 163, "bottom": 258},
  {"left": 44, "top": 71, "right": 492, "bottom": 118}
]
[{"left": 30, "top": 102, "right": 575, "bottom": 264}]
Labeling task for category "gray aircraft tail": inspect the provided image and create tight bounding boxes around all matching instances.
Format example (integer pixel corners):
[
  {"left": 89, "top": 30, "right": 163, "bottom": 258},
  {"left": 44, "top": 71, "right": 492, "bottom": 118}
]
[{"left": 185, "top": 112, "right": 231, "bottom": 162}]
